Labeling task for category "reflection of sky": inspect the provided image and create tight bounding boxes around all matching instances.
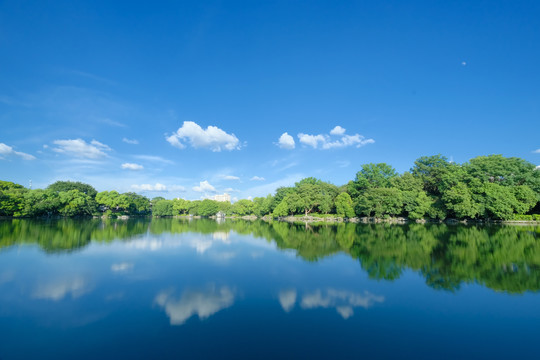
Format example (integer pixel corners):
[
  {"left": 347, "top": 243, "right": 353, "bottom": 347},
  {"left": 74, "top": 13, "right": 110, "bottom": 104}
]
[
  {"left": 300, "top": 289, "right": 385, "bottom": 319},
  {"left": 33, "top": 277, "right": 91, "bottom": 301},
  {"left": 1, "top": 222, "right": 540, "bottom": 359},
  {"left": 155, "top": 285, "right": 235, "bottom": 325}
]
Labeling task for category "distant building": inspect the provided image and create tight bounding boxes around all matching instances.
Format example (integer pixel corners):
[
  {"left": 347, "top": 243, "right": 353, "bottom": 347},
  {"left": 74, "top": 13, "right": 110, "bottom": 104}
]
[{"left": 213, "top": 193, "right": 231, "bottom": 203}]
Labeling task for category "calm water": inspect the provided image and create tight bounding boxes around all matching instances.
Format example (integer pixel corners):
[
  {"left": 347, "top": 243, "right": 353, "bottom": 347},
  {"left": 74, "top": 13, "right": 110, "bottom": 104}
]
[{"left": 0, "top": 219, "right": 539, "bottom": 359}]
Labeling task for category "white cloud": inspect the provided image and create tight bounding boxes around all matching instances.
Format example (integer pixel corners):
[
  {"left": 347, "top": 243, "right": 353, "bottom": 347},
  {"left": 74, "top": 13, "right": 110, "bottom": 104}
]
[
  {"left": 300, "top": 289, "right": 384, "bottom": 319},
  {"left": 193, "top": 180, "right": 216, "bottom": 192},
  {"left": 279, "top": 289, "right": 297, "bottom": 312},
  {"left": 122, "top": 138, "right": 139, "bottom": 145},
  {"left": 223, "top": 175, "right": 240, "bottom": 180},
  {"left": 298, "top": 133, "right": 326, "bottom": 148},
  {"left": 250, "top": 176, "right": 265, "bottom": 181},
  {"left": 224, "top": 188, "right": 240, "bottom": 193},
  {"left": 533, "top": 149, "right": 540, "bottom": 154},
  {"left": 298, "top": 127, "right": 374, "bottom": 150},
  {"left": 121, "top": 163, "right": 144, "bottom": 170},
  {"left": 52, "top": 138, "right": 111, "bottom": 159},
  {"left": 0, "top": 142, "right": 35, "bottom": 160},
  {"left": 330, "top": 126, "right": 346, "bottom": 135},
  {"left": 154, "top": 285, "right": 235, "bottom": 325},
  {"left": 166, "top": 121, "right": 240, "bottom": 152},
  {"left": 131, "top": 183, "right": 167, "bottom": 192},
  {"left": 277, "top": 132, "right": 295, "bottom": 149}
]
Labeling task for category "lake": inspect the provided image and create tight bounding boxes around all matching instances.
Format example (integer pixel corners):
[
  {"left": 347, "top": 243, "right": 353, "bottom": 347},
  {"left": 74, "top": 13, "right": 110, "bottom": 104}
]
[{"left": 0, "top": 218, "right": 539, "bottom": 359}]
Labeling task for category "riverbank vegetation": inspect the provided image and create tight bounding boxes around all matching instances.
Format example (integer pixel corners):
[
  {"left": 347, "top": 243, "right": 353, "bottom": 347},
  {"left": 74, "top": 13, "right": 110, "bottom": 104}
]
[{"left": 1, "top": 154, "right": 539, "bottom": 221}]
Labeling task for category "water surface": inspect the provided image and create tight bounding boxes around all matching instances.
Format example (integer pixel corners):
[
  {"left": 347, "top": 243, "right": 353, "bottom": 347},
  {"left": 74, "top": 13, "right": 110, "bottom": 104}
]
[{"left": 0, "top": 219, "right": 539, "bottom": 359}]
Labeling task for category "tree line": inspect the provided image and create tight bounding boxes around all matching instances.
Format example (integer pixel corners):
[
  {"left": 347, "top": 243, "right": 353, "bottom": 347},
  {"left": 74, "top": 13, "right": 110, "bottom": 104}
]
[{"left": 1, "top": 154, "right": 539, "bottom": 221}]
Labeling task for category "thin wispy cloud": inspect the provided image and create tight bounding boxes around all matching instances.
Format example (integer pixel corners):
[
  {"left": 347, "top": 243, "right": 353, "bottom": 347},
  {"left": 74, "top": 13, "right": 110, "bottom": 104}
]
[
  {"left": 533, "top": 149, "right": 540, "bottom": 154},
  {"left": 121, "top": 163, "right": 144, "bottom": 171},
  {"left": 52, "top": 139, "right": 111, "bottom": 159},
  {"left": 222, "top": 175, "right": 240, "bottom": 180},
  {"left": 122, "top": 138, "right": 139, "bottom": 145},
  {"left": 167, "top": 121, "right": 240, "bottom": 152},
  {"left": 0, "top": 143, "right": 35, "bottom": 160},
  {"left": 133, "top": 155, "right": 173, "bottom": 164},
  {"left": 96, "top": 117, "right": 126, "bottom": 128},
  {"left": 131, "top": 183, "right": 167, "bottom": 191},
  {"left": 250, "top": 176, "right": 265, "bottom": 181}
]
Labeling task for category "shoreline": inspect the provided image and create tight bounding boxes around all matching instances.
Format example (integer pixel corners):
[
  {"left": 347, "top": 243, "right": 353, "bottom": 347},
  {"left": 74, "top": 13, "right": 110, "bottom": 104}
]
[{"left": 1, "top": 214, "right": 539, "bottom": 225}]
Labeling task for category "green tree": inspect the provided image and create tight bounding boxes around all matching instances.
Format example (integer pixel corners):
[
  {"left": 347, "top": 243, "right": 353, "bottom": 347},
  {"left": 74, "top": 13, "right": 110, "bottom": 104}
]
[
  {"left": 350, "top": 163, "right": 398, "bottom": 198},
  {"left": 58, "top": 189, "right": 93, "bottom": 217},
  {"left": 273, "top": 199, "right": 290, "bottom": 217},
  {"left": 355, "top": 188, "right": 403, "bottom": 218},
  {"left": 411, "top": 155, "right": 452, "bottom": 195},
  {"left": 172, "top": 198, "right": 191, "bottom": 215},
  {"left": 232, "top": 199, "right": 255, "bottom": 216},
  {"left": 482, "top": 183, "right": 517, "bottom": 220},
  {"left": 198, "top": 199, "right": 219, "bottom": 216},
  {"left": 335, "top": 192, "right": 355, "bottom": 218},
  {"left": 47, "top": 181, "right": 98, "bottom": 198},
  {"left": 442, "top": 182, "right": 480, "bottom": 219},
  {"left": 152, "top": 199, "right": 174, "bottom": 216}
]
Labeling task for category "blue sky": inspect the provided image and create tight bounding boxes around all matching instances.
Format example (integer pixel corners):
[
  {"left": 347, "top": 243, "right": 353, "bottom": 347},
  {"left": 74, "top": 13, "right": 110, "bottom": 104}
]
[{"left": 1, "top": 0, "right": 539, "bottom": 200}]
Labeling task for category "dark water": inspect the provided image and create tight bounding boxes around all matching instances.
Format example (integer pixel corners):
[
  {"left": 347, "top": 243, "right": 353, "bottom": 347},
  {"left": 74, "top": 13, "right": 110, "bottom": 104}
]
[{"left": 0, "top": 219, "right": 539, "bottom": 359}]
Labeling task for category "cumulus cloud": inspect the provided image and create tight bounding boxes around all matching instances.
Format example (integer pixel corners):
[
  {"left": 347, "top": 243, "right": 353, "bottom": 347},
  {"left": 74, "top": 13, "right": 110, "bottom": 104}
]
[
  {"left": 223, "top": 175, "right": 240, "bottom": 180},
  {"left": 193, "top": 180, "right": 216, "bottom": 192},
  {"left": 277, "top": 132, "right": 295, "bottom": 149},
  {"left": 0, "top": 142, "right": 35, "bottom": 160},
  {"left": 166, "top": 121, "right": 240, "bottom": 152},
  {"left": 154, "top": 285, "right": 235, "bottom": 325},
  {"left": 52, "top": 138, "right": 111, "bottom": 159},
  {"left": 329, "top": 126, "right": 346, "bottom": 135},
  {"left": 131, "top": 183, "right": 167, "bottom": 192},
  {"left": 298, "top": 126, "right": 374, "bottom": 150},
  {"left": 300, "top": 289, "right": 384, "bottom": 319},
  {"left": 279, "top": 289, "right": 297, "bottom": 312},
  {"left": 250, "top": 176, "right": 265, "bottom": 181},
  {"left": 121, "top": 163, "right": 144, "bottom": 170},
  {"left": 122, "top": 138, "right": 139, "bottom": 145}
]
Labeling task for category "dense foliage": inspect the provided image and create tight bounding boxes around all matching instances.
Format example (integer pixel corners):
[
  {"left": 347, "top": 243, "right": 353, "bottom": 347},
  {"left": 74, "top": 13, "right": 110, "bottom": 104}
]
[{"left": 1, "top": 154, "right": 539, "bottom": 220}]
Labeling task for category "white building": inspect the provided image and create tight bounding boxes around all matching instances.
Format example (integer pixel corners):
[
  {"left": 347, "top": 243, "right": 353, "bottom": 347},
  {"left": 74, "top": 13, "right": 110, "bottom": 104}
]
[{"left": 213, "top": 193, "right": 231, "bottom": 203}]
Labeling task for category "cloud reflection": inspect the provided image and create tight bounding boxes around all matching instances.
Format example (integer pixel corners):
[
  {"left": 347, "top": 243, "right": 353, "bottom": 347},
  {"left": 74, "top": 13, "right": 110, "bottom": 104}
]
[
  {"left": 277, "top": 288, "right": 384, "bottom": 319},
  {"left": 111, "top": 262, "right": 134, "bottom": 272},
  {"left": 155, "top": 285, "right": 235, "bottom": 325},
  {"left": 33, "top": 277, "right": 91, "bottom": 301},
  {"left": 278, "top": 289, "right": 297, "bottom": 312}
]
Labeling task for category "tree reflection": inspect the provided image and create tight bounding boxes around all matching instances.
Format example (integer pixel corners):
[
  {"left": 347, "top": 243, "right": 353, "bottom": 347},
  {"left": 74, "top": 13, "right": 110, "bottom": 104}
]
[{"left": 1, "top": 219, "right": 539, "bottom": 293}]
